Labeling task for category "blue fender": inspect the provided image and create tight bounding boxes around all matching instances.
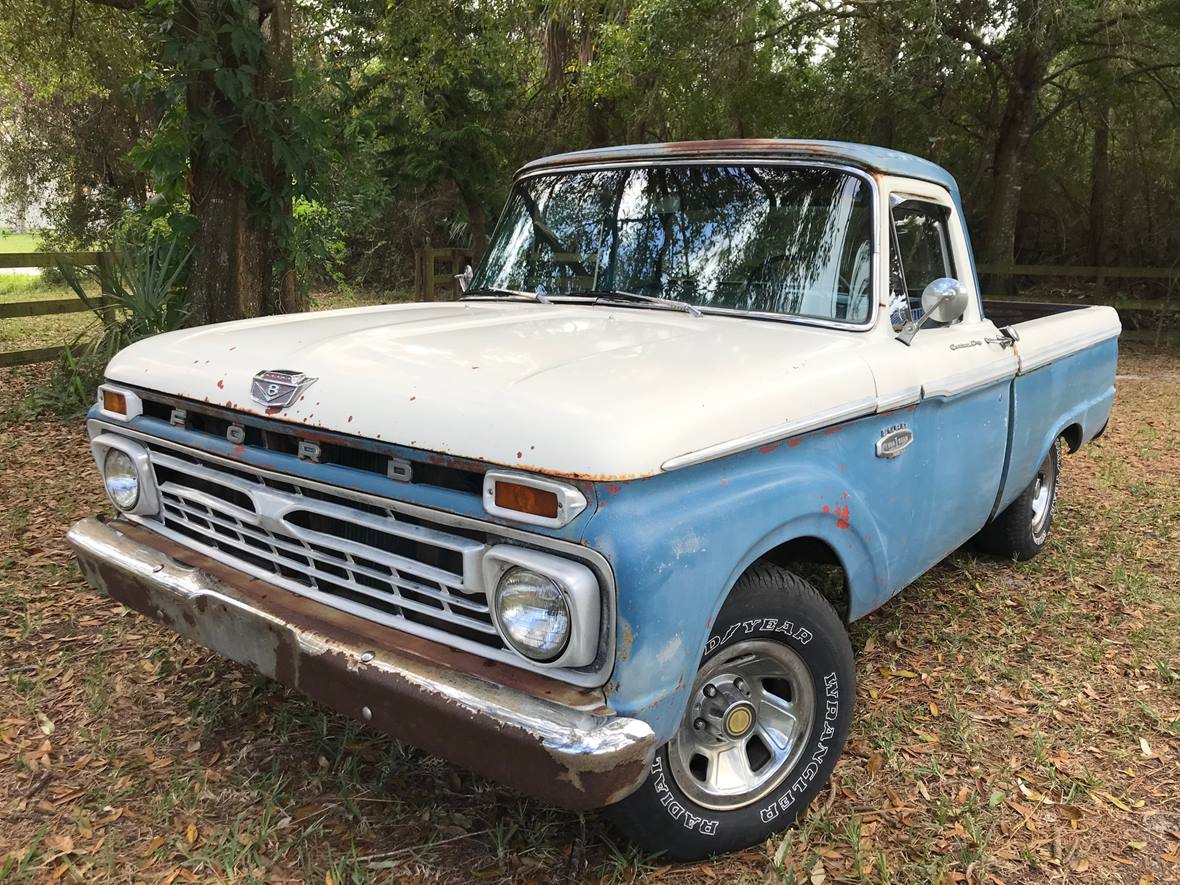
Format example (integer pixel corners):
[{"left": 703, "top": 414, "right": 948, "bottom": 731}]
[{"left": 585, "top": 414, "right": 898, "bottom": 740}]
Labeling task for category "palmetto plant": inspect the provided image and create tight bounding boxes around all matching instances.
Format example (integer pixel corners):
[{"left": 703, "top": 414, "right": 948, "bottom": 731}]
[
  {"left": 59, "top": 232, "right": 193, "bottom": 364},
  {"left": 29, "top": 233, "right": 195, "bottom": 415}
]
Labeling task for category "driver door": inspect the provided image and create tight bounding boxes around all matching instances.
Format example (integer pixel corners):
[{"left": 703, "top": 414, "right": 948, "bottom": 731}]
[{"left": 870, "top": 180, "right": 1018, "bottom": 587}]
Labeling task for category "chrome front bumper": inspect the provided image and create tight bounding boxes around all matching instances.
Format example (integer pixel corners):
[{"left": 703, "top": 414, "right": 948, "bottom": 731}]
[{"left": 66, "top": 516, "right": 655, "bottom": 809}]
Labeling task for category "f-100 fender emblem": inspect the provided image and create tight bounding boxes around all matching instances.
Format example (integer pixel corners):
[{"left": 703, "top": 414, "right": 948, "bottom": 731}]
[{"left": 876, "top": 424, "right": 913, "bottom": 459}]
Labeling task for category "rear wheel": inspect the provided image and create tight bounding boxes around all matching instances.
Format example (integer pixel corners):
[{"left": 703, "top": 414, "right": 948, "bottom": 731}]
[
  {"left": 976, "top": 438, "right": 1061, "bottom": 561},
  {"left": 604, "top": 564, "right": 854, "bottom": 861}
]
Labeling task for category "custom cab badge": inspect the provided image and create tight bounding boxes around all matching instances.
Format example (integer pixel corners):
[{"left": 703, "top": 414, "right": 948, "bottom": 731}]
[
  {"left": 250, "top": 369, "right": 315, "bottom": 409},
  {"left": 876, "top": 423, "right": 913, "bottom": 459}
]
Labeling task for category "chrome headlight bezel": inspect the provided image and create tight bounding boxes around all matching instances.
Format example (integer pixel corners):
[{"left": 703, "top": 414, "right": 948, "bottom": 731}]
[
  {"left": 483, "top": 545, "right": 601, "bottom": 669},
  {"left": 90, "top": 433, "right": 160, "bottom": 516},
  {"left": 103, "top": 448, "right": 140, "bottom": 511}
]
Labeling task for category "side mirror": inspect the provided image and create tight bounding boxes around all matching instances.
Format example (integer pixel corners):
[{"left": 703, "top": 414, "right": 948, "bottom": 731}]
[
  {"left": 455, "top": 264, "right": 474, "bottom": 293},
  {"left": 895, "top": 277, "right": 969, "bottom": 345}
]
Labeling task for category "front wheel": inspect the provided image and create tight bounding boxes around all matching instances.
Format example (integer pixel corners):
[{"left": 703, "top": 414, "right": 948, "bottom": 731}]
[{"left": 604, "top": 564, "right": 855, "bottom": 861}]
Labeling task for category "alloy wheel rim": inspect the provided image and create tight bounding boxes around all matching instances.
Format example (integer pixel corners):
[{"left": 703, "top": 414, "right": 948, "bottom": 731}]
[
  {"left": 1030, "top": 453, "right": 1056, "bottom": 536},
  {"left": 669, "top": 639, "right": 816, "bottom": 811}
]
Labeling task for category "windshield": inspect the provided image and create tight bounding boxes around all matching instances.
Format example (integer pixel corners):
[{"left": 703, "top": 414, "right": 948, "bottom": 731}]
[{"left": 472, "top": 164, "right": 874, "bottom": 324}]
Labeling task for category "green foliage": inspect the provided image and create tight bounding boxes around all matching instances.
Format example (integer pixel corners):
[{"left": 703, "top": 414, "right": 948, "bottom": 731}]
[
  {"left": 291, "top": 198, "right": 344, "bottom": 299},
  {"left": 59, "top": 233, "right": 192, "bottom": 360}
]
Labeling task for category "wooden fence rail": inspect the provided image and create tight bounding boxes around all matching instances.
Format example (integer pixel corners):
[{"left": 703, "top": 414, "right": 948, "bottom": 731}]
[
  {"left": 978, "top": 263, "right": 1180, "bottom": 280},
  {"left": 0, "top": 251, "right": 110, "bottom": 368}
]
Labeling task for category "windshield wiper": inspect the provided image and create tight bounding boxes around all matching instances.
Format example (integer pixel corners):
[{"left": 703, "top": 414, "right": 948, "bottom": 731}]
[
  {"left": 572, "top": 289, "right": 702, "bottom": 318},
  {"left": 462, "top": 286, "right": 551, "bottom": 304}
]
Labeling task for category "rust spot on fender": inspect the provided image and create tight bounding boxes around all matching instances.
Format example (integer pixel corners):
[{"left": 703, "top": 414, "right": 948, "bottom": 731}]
[
  {"left": 618, "top": 621, "right": 635, "bottom": 662},
  {"left": 787, "top": 438, "right": 802, "bottom": 448},
  {"left": 759, "top": 442, "right": 780, "bottom": 454},
  {"left": 217, "top": 379, "right": 225, "bottom": 389}
]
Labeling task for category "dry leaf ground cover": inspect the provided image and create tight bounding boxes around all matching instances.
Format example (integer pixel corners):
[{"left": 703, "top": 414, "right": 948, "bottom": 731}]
[{"left": 0, "top": 335, "right": 1177, "bottom": 884}]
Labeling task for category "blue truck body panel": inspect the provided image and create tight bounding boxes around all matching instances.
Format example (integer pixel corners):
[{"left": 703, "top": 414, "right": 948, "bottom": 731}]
[{"left": 996, "top": 338, "right": 1119, "bottom": 514}]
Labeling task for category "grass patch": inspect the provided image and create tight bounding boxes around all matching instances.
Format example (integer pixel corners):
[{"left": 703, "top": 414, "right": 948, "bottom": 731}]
[
  {"left": 0, "top": 273, "right": 88, "bottom": 304},
  {"left": 0, "top": 231, "right": 43, "bottom": 253}
]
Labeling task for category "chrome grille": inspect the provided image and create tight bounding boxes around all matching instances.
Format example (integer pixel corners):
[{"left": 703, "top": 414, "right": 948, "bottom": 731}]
[{"left": 142, "top": 444, "right": 512, "bottom": 655}]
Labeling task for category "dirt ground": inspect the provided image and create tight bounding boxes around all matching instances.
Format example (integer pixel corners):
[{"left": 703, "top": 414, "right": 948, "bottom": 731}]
[{"left": 1, "top": 345, "right": 1177, "bottom": 883}]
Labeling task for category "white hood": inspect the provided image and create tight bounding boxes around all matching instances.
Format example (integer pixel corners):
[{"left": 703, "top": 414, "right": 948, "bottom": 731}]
[{"left": 106, "top": 301, "right": 877, "bottom": 479}]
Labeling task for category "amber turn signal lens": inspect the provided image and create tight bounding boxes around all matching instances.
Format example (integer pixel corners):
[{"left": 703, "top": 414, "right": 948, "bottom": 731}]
[
  {"left": 494, "top": 481, "right": 559, "bottom": 519},
  {"left": 102, "top": 389, "right": 128, "bottom": 415}
]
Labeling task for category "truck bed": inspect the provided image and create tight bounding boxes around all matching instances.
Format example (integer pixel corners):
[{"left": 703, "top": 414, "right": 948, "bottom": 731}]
[
  {"left": 990, "top": 301, "right": 1120, "bottom": 516},
  {"left": 982, "top": 299, "right": 1091, "bottom": 327}
]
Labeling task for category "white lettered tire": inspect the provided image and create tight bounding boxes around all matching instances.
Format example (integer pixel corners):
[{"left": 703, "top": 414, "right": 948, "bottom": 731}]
[{"left": 604, "top": 564, "right": 855, "bottom": 861}]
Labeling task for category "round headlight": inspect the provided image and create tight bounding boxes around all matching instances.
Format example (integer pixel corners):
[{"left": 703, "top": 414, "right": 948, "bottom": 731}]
[
  {"left": 494, "top": 567, "right": 571, "bottom": 662},
  {"left": 103, "top": 448, "right": 140, "bottom": 511}
]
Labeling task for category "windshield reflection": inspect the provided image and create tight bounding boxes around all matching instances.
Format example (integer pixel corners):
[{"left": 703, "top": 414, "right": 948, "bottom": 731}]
[{"left": 474, "top": 164, "right": 874, "bottom": 323}]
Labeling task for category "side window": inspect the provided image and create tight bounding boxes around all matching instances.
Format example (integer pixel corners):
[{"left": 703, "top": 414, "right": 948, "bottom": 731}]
[{"left": 889, "top": 199, "right": 956, "bottom": 327}]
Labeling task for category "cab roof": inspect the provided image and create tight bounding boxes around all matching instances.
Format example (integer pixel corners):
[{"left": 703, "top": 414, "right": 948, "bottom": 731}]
[{"left": 516, "top": 138, "right": 960, "bottom": 198}]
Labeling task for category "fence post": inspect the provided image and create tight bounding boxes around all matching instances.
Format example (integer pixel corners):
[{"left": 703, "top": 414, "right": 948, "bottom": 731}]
[
  {"left": 414, "top": 246, "right": 475, "bottom": 301},
  {"left": 96, "top": 251, "right": 116, "bottom": 326}
]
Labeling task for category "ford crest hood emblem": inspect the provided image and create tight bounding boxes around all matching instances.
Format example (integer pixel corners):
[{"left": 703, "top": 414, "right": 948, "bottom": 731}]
[{"left": 250, "top": 369, "right": 316, "bottom": 409}]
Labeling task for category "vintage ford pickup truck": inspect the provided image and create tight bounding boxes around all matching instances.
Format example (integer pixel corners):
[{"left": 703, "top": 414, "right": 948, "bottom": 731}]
[{"left": 68, "top": 140, "right": 1120, "bottom": 859}]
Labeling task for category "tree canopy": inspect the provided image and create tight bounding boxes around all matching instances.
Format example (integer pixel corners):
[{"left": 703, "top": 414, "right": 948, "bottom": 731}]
[{"left": 1, "top": 0, "right": 1177, "bottom": 318}]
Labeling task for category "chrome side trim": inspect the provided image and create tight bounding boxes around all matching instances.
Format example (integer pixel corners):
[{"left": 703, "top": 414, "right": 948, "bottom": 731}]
[
  {"left": 661, "top": 396, "right": 879, "bottom": 471},
  {"left": 876, "top": 386, "right": 922, "bottom": 412},
  {"left": 921, "top": 360, "right": 1017, "bottom": 399},
  {"left": 660, "top": 360, "right": 1018, "bottom": 472},
  {"left": 1017, "top": 327, "right": 1121, "bottom": 374}
]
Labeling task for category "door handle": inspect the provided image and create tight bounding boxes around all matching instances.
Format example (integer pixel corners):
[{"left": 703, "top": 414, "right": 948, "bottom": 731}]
[{"left": 985, "top": 326, "right": 1020, "bottom": 349}]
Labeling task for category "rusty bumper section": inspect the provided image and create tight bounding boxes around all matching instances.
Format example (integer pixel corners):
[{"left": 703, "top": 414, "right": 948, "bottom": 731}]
[{"left": 66, "top": 517, "right": 655, "bottom": 810}]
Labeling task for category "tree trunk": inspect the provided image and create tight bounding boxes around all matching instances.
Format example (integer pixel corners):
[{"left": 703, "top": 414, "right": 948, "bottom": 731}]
[
  {"left": 868, "top": 21, "right": 900, "bottom": 148},
  {"left": 261, "top": 0, "right": 299, "bottom": 313},
  {"left": 182, "top": 0, "right": 295, "bottom": 326},
  {"left": 460, "top": 185, "right": 489, "bottom": 263},
  {"left": 979, "top": 49, "right": 1048, "bottom": 289},
  {"left": 187, "top": 164, "right": 274, "bottom": 326},
  {"left": 1088, "top": 104, "right": 1110, "bottom": 268}
]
